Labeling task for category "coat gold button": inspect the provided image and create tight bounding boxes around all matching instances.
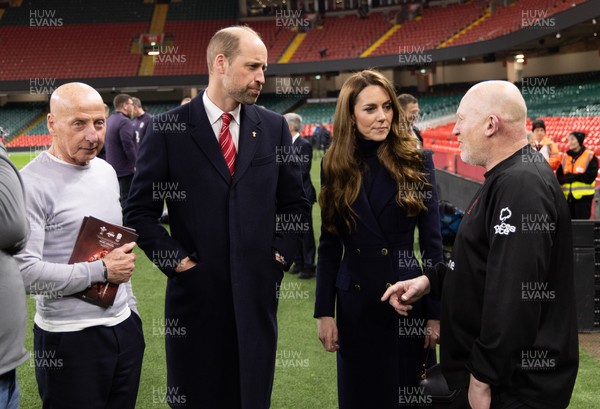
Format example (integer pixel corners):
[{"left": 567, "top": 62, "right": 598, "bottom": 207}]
[
  {"left": 354, "top": 284, "right": 361, "bottom": 291},
  {"left": 355, "top": 249, "right": 361, "bottom": 255},
  {"left": 381, "top": 248, "right": 389, "bottom": 256}
]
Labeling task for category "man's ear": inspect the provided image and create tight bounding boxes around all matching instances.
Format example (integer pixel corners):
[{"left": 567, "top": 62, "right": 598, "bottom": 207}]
[
  {"left": 47, "top": 113, "right": 56, "bottom": 135},
  {"left": 485, "top": 114, "right": 499, "bottom": 137},
  {"left": 214, "top": 54, "right": 227, "bottom": 75}
]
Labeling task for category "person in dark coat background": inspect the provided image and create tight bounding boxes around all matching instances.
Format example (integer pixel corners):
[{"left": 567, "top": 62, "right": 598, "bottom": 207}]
[
  {"left": 284, "top": 112, "right": 317, "bottom": 279},
  {"left": 124, "top": 26, "right": 309, "bottom": 409},
  {"left": 315, "top": 70, "right": 443, "bottom": 409},
  {"left": 105, "top": 93, "right": 136, "bottom": 209}
]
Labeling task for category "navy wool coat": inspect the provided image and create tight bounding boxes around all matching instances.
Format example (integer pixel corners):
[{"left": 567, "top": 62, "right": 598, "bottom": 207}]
[
  {"left": 124, "top": 93, "right": 309, "bottom": 409},
  {"left": 315, "top": 150, "right": 443, "bottom": 409}
]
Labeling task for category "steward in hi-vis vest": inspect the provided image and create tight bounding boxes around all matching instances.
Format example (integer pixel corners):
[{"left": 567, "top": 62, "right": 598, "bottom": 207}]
[{"left": 556, "top": 131, "right": 598, "bottom": 219}]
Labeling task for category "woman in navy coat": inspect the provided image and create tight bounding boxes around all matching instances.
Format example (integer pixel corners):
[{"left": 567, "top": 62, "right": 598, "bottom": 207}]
[{"left": 315, "top": 70, "right": 443, "bottom": 409}]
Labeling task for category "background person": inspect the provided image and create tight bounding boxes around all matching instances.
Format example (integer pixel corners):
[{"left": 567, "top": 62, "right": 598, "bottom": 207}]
[
  {"left": 284, "top": 112, "right": 317, "bottom": 279},
  {"left": 556, "top": 131, "right": 598, "bottom": 219},
  {"left": 397, "top": 93, "right": 423, "bottom": 146},
  {"left": 131, "top": 97, "right": 153, "bottom": 147},
  {"left": 105, "top": 93, "right": 137, "bottom": 209},
  {"left": 315, "top": 70, "right": 442, "bottom": 409},
  {"left": 530, "top": 119, "right": 561, "bottom": 171}
]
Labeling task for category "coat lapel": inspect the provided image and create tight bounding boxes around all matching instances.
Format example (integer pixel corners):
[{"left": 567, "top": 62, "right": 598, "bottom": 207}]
[
  {"left": 351, "top": 164, "right": 397, "bottom": 240},
  {"left": 188, "top": 91, "right": 234, "bottom": 184},
  {"left": 368, "top": 165, "right": 397, "bottom": 220},
  {"left": 352, "top": 185, "right": 387, "bottom": 240},
  {"left": 232, "top": 105, "right": 261, "bottom": 187}
]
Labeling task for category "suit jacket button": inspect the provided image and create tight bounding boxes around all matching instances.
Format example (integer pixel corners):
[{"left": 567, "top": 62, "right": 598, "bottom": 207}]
[
  {"left": 354, "top": 284, "right": 361, "bottom": 291},
  {"left": 355, "top": 248, "right": 361, "bottom": 255},
  {"left": 381, "top": 248, "right": 389, "bottom": 256}
]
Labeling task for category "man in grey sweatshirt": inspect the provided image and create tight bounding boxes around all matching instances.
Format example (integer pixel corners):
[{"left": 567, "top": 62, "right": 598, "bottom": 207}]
[
  {"left": 16, "top": 82, "right": 145, "bottom": 409},
  {"left": 0, "top": 142, "right": 28, "bottom": 409}
]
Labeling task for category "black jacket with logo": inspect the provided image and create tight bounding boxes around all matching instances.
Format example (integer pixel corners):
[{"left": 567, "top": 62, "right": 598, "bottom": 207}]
[{"left": 427, "top": 145, "right": 578, "bottom": 409}]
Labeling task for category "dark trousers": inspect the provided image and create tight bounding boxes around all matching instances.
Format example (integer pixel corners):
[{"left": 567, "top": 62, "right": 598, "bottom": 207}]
[
  {"left": 568, "top": 195, "right": 593, "bottom": 219},
  {"left": 293, "top": 206, "right": 315, "bottom": 268},
  {"left": 118, "top": 174, "right": 134, "bottom": 210},
  {"left": 34, "top": 313, "right": 145, "bottom": 409}
]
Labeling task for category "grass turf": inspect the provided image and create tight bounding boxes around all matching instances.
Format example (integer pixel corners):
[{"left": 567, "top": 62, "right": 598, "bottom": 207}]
[{"left": 8, "top": 150, "right": 600, "bottom": 408}]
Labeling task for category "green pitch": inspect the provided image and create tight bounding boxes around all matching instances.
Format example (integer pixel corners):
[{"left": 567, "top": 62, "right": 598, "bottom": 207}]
[{"left": 9, "top": 150, "right": 600, "bottom": 408}]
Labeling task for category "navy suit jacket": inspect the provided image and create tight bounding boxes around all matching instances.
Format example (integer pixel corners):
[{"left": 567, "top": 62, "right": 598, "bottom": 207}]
[{"left": 124, "top": 93, "right": 309, "bottom": 408}]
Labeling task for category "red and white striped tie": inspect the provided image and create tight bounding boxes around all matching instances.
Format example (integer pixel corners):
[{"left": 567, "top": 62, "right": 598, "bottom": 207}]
[{"left": 219, "top": 113, "right": 236, "bottom": 175}]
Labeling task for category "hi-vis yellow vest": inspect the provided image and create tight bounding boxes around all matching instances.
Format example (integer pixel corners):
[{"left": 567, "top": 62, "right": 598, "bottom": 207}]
[{"left": 561, "top": 149, "right": 595, "bottom": 199}]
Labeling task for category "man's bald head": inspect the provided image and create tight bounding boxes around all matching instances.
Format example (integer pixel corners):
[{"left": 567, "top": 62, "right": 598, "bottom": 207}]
[
  {"left": 50, "top": 82, "right": 104, "bottom": 117},
  {"left": 47, "top": 82, "right": 107, "bottom": 166},
  {"left": 453, "top": 80, "right": 529, "bottom": 170},
  {"left": 462, "top": 80, "right": 527, "bottom": 133}
]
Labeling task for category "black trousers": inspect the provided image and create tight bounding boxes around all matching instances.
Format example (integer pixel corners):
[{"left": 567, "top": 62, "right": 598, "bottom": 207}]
[
  {"left": 118, "top": 174, "right": 134, "bottom": 210},
  {"left": 567, "top": 195, "right": 593, "bottom": 219},
  {"left": 34, "top": 312, "right": 145, "bottom": 409}
]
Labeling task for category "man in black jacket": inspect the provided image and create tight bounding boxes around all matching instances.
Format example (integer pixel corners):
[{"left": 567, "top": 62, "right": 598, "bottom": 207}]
[{"left": 383, "top": 81, "right": 578, "bottom": 409}]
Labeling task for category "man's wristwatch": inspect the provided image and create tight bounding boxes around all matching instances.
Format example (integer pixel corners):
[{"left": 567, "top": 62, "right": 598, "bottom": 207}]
[{"left": 101, "top": 260, "right": 108, "bottom": 282}]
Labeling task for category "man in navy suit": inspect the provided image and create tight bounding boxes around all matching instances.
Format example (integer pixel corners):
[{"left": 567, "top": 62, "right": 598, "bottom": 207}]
[
  {"left": 124, "top": 26, "right": 309, "bottom": 409},
  {"left": 105, "top": 93, "right": 137, "bottom": 208},
  {"left": 284, "top": 112, "right": 317, "bottom": 279}
]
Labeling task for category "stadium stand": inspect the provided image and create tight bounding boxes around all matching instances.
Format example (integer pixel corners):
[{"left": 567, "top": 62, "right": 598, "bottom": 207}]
[
  {"left": 369, "top": 2, "right": 484, "bottom": 56},
  {"left": 0, "top": 0, "right": 153, "bottom": 25},
  {"left": 0, "top": 103, "right": 46, "bottom": 142},
  {"left": 0, "top": 23, "right": 148, "bottom": 80},
  {"left": 243, "top": 21, "right": 296, "bottom": 65},
  {"left": 152, "top": 20, "right": 234, "bottom": 76},
  {"left": 288, "top": 12, "right": 393, "bottom": 62},
  {"left": 449, "top": 0, "right": 589, "bottom": 47}
]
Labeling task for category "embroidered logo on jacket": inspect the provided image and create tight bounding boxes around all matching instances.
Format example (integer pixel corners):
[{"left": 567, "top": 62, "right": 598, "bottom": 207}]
[{"left": 493, "top": 207, "right": 516, "bottom": 235}]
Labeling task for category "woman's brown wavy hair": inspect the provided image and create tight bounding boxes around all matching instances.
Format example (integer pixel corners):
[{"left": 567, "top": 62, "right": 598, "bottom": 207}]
[{"left": 319, "top": 69, "right": 429, "bottom": 234}]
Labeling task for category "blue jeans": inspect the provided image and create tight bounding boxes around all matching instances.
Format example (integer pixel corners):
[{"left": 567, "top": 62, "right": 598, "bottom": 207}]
[{"left": 0, "top": 370, "right": 20, "bottom": 409}]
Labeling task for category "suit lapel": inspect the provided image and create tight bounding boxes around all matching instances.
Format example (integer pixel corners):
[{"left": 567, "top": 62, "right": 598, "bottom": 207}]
[
  {"left": 188, "top": 91, "right": 233, "bottom": 184},
  {"left": 232, "top": 105, "right": 261, "bottom": 187}
]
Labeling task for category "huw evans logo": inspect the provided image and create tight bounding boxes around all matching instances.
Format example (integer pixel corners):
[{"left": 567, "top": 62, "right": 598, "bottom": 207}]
[
  {"left": 398, "top": 46, "right": 432, "bottom": 65},
  {"left": 30, "top": 78, "right": 57, "bottom": 95},
  {"left": 153, "top": 114, "right": 187, "bottom": 133},
  {"left": 30, "top": 10, "right": 63, "bottom": 27},
  {"left": 275, "top": 10, "right": 310, "bottom": 28},
  {"left": 151, "top": 45, "right": 187, "bottom": 64},
  {"left": 521, "top": 10, "right": 555, "bottom": 28},
  {"left": 275, "top": 77, "right": 310, "bottom": 95},
  {"left": 521, "top": 77, "right": 555, "bottom": 95}
]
